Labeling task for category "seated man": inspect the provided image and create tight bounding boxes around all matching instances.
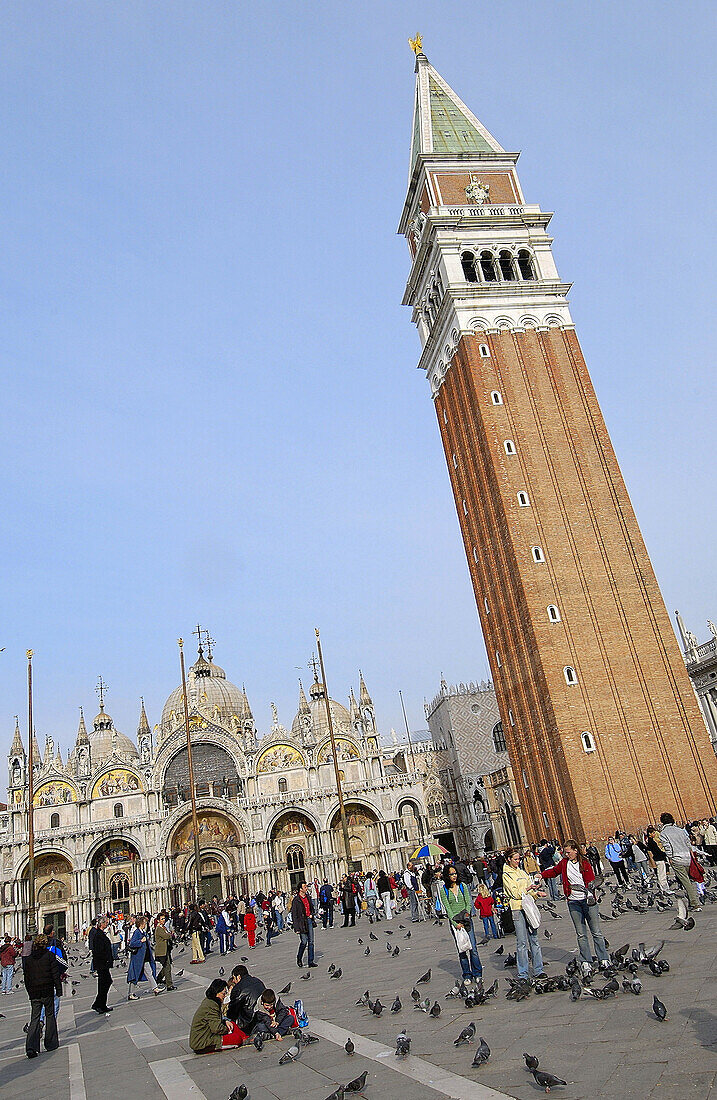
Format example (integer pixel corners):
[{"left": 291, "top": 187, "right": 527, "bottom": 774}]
[
  {"left": 225, "top": 964, "right": 265, "bottom": 1033},
  {"left": 252, "top": 988, "right": 293, "bottom": 1041}
]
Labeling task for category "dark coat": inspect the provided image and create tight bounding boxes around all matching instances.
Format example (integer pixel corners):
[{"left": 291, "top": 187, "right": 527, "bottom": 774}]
[
  {"left": 341, "top": 882, "right": 356, "bottom": 911},
  {"left": 227, "top": 973, "right": 266, "bottom": 1029},
  {"left": 24, "top": 945, "right": 62, "bottom": 1000},
  {"left": 127, "top": 927, "right": 156, "bottom": 984},
  {"left": 377, "top": 871, "right": 392, "bottom": 896},
  {"left": 91, "top": 928, "right": 114, "bottom": 971},
  {"left": 254, "top": 997, "right": 293, "bottom": 1036},
  {"left": 290, "top": 892, "right": 313, "bottom": 934}
]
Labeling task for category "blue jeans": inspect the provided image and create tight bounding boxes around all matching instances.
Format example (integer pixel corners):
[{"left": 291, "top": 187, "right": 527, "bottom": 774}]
[
  {"left": 275, "top": 911, "right": 284, "bottom": 931},
  {"left": 450, "top": 918, "right": 482, "bottom": 979},
  {"left": 545, "top": 875, "right": 560, "bottom": 901},
  {"left": 513, "top": 909, "right": 544, "bottom": 979},
  {"left": 297, "top": 924, "right": 314, "bottom": 967},
  {"left": 568, "top": 899, "right": 609, "bottom": 965},
  {"left": 218, "top": 931, "right": 228, "bottom": 954},
  {"left": 1, "top": 964, "right": 13, "bottom": 993},
  {"left": 481, "top": 915, "right": 498, "bottom": 938}
]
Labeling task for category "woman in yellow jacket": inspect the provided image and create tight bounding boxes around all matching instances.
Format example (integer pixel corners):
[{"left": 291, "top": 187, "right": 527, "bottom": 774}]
[{"left": 502, "top": 848, "right": 546, "bottom": 987}]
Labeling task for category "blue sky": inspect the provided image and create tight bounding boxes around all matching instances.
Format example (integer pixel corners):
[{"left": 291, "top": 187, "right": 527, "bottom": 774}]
[{"left": 1, "top": 2, "right": 716, "bottom": 763}]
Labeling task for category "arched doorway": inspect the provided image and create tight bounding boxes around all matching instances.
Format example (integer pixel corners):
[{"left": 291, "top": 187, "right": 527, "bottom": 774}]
[
  {"left": 397, "top": 800, "right": 422, "bottom": 844},
  {"left": 91, "top": 840, "right": 140, "bottom": 915},
  {"left": 170, "top": 811, "right": 244, "bottom": 901},
  {"left": 28, "top": 854, "right": 73, "bottom": 941},
  {"left": 329, "top": 803, "right": 380, "bottom": 871},
  {"left": 270, "top": 813, "right": 316, "bottom": 891}
]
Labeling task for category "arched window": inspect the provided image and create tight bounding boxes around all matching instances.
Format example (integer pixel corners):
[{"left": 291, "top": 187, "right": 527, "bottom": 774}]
[
  {"left": 495, "top": 651, "right": 501, "bottom": 668},
  {"left": 461, "top": 251, "right": 478, "bottom": 282},
  {"left": 479, "top": 344, "right": 491, "bottom": 358},
  {"left": 286, "top": 844, "right": 305, "bottom": 872},
  {"left": 113, "top": 803, "right": 123, "bottom": 819},
  {"left": 517, "top": 491, "right": 530, "bottom": 507},
  {"left": 508, "top": 708, "right": 515, "bottom": 726},
  {"left": 462, "top": 499, "right": 468, "bottom": 515},
  {"left": 499, "top": 250, "right": 515, "bottom": 280},
  {"left": 50, "top": 812, "right": 60, "bottom": 829},
  {"left": 480, "top": 251, "right": 497, "bottom": 282},
  {"left": 531, "top": 545, "right": 545, "bottom": 563},
  {"left": 278, "top": 777, "right": 287, "bottom": 793},
  {"left": 484, "top": 596, "right": 489, "bottom": 613},
  {"left": 564, "top": 665, "right": 577, "bottom": 685},
  {"left": 491, "top": 390, "right": 503, "bottom": 404},
  {"left": 547, "top": 605, "right": 561, "bottom": 622},
  {"left": 492, "top": 721, "right": 507, "bottom": 753},
  {"left": 452, "top": 453, "right": 458, "bottom": 468},
  {"left": 110, "top": 874, "right": 130, "bottom": 902},
  {"left": 518, "top": 249, "right": 536, "bottom": 280},
  {"left": 504, "top": 440, "right": 516, "bottom": 455},
  {"left": 581, "top": 731, "right": 596, "bottom": 753},
  {"left": 473, "top": 547, "right": 479, "bottom": 564}
]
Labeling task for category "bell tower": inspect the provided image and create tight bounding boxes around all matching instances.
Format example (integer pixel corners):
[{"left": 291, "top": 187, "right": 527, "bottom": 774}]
[{"left": 399, "top": 46, "right": 717, "bottom": 840}]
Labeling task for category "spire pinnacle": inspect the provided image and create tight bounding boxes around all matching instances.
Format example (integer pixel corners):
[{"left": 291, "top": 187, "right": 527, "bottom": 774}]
[
  {"left": 359, "top": 670, "right": 372, "bottom": 708},
  {"left": 31, "top": 727, "right": 41, "bottom": 762},
  {"left": 76, "top": 707, "right": 89, "bottom": 745},
  {"left": 138, "top": 697, "right": 150, "bottom": 735},
  {"left": 349, "top": 686, "right": 359, "bottom": 720},
  {"left": 408, "top": 32, "right": 423, "bottom": 56},
  {"left": 298, "top": 679, "right": 310, "bottom": 715},
  {"left": 54, "top": 744, "right": 63, "bottom": 770},
  {"left": 10, "top": 716, "right": 24, "bottom": 757}
]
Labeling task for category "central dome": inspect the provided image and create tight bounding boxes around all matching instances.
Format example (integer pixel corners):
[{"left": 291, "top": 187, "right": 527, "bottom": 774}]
[{"left": 161, "top": 648, "right": 250, "bottom": 728}]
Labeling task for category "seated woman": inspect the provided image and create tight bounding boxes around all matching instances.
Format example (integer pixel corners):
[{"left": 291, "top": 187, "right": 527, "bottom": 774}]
[
  {"left": 252, "top": 989, "right": 293, "bottom": 1041},
  {"left": 189, "top": 979, "right": 232, "bottom": 1054}
]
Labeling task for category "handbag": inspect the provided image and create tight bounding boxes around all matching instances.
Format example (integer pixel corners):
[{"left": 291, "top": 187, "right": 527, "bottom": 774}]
[
  {"left": 688, "top": 854, "right": 704, "bottom": 883},
  {"left": 454, "top": 925, "right": 471, "bottom": 953},
  {"left": 521, "top": 892, "right": 541, "bottom": 931}
]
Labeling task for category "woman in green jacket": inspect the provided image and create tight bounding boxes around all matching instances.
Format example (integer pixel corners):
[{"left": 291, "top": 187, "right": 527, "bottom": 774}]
[
  {"left": 189, "top": 979, "right": 231, "bottom": 1054},
  {"left": 502, "top": 848, "right": 546, "bottom": 986},
  {"left": 438, "top": 864, "right": 483, "bottom": 983}
]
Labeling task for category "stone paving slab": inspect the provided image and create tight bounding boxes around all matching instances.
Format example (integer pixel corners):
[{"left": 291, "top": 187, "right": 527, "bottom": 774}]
[{"left": 0, "top": 887, "right": 715, "bottom": 1100}]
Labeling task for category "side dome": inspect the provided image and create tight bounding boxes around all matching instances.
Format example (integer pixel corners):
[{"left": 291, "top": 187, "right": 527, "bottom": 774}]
[
  {"left": 88, "top": 707, "right": 139, "bottom": 765},
  {"left": 291, "top": 678, "right": 351, "bottom": 738},
  {"left": 161, "top": 647, "right": 250, "bottom": 728}
]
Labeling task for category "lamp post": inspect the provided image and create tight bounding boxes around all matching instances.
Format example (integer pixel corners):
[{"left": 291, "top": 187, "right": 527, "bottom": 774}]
[
  {"left": 26, "top": 650, "right": 37, "bottom": 936},
  {"left": 178, "top": 639, "right": 202, "bottom": 903},
  {"left": 315, "top": 629, "right": 353, "bottom": 874}
]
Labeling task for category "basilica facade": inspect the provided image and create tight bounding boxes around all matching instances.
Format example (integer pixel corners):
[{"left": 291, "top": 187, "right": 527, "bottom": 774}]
[{"left": 0, "top": 646, "right": 434, "bottom": 939}]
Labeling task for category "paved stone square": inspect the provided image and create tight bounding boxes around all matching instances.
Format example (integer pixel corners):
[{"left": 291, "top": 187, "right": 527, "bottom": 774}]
[{"left": 0, "top": 896, "right": 715, "bottom": 1100}]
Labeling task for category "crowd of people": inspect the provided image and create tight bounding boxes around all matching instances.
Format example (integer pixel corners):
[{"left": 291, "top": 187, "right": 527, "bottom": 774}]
[{"left": 4, "top": 812, "right": 713, "bottom": 1059}]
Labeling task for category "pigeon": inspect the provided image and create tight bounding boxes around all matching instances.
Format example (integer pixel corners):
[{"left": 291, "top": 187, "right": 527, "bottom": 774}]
[
  {"left": 328, "top": 963, "right": 336, "bottom": 973},
  {"left": 384, "top": 929, "right": 394, "bottom": 935},
  {"left": 228, "top": 1088, "right": 248, "bottom": 1100},
  {"left": 404, "top": 931, "right": 411, "bottom": 939},
  {"left": 329, "top": 968, "right": 343, "bottom": 980},
  {"left": 410, "top": 987, "right": 420, "bottom": 1002},
  {"left": 278, "top": 982, "right": 291, "bottom": 995},
  {"left": 372, "top": 999, "right": 384, "bottom": 1017},
  {"left": 623, "top": 977, "right": 642, "bottom": 995},
  {"left": 395, "top": 1031, "right": 411, "bottom": 1057},
  {"left": 644, "top": 941, "right": 665, "bottom": 961},
  {"left": 454, "top": 1022, "right": 476, "bottom": 1046},
  {"left": 369, "top": 932, "right": 378, "bottom": 941},
  {"left": 471, "top": 1037, "right": 491, "bottom": 1066},
  {"left": 445, "top": 985, "right": 461, "bottom": 999},
  {"left": 392, "top": 946, "right": 400, "bottom": 957},
  {"left": 299, "top": 1032, "right": 320, "bottom": 1046},
  {"left": 429, "top": 1001, "right": 441, "bottom": 1018},
  {"left": 391, "top": 995, "right": 402, "bottom": 1014},
  {"left": 494, "top": 945, "right": 504, "bottom": 955},
  {"left": 683, "top": 917, "right": 696, "bottom": 931},
  {"left": 485, "top": 979, "right": 499, "bottom": 997},
  {"left": 532, "top": 1069, "right": 567, "bottom": 1093},
  {"left": 544, "top": 929, "right": 552, "bottom": 940},
  {"left": 416, "top": 969, "right": 431, "bottom": 984},
  {"left": 357, "top": 938, "right": 363, "bottom": 945},
  {"left": 414, "top": 998, "right": 430, "bottom": 1013},
  {"left": 386, "top": 941, "right": 392, "bottom": 952},
  {"left": 253, "top": 1034, "right": 264, "bottom": 1052},
  {"left": 364, "top": 947, "right": 371, "bottom": 956},
  {"left": 241, "top": 956, "right": 249, "bottom": 962},
  {"left": 278, "top": 1044, "right": 301, "bottom": 1065},
  {"left": 524, "top": 1053, "right": 540, "bottom": 1071},
  {"left": 345, "top": 1070, "right": 368, "bottom": 1093},
  {"left": 219, "top": 967, "right": 225, "bottom": 976},
  {"left": 652, "top": 995, "right": 667, "bottom": 1021},
  {"left": 301, "top": 972, "right": 312, "bottom": 980},
  {"left": 175, "top": 968, "right": 184, "bottom": 978},
  {"left": 570, "top": 978, "right": 582, "bottom": 1001},
  {"left": 345, "top": 1038, "right": 355, "bottom": 1056},
  {"left": 324, "top": 1088, "right": 345, "bottom": 1100},
  {"left": 355, "top": 991, "right": 370, "bottom": 1006}
]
